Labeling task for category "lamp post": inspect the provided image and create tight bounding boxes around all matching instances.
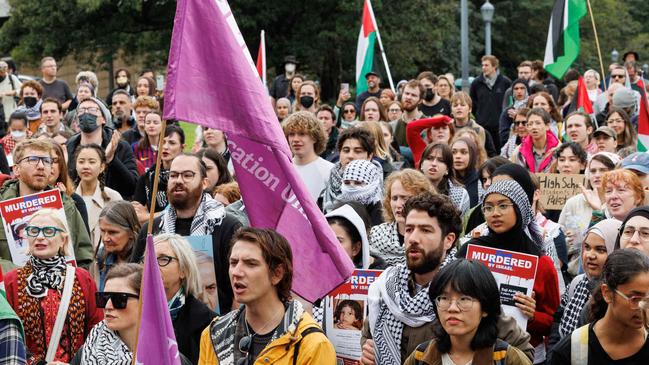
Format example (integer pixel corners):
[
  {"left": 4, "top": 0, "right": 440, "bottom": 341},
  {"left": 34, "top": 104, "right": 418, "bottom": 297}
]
[
  {"left": 481, "top": 0, "right": 495, "bottom": 55},
  {"left": 611, "top": 49, "right": 619, "bottom": 63},
  {"left": 460, "top": 0, "right": 469, "bottom": 91},
  {"left": 642, "top": 64, "right": 649, "bottom": 78}
]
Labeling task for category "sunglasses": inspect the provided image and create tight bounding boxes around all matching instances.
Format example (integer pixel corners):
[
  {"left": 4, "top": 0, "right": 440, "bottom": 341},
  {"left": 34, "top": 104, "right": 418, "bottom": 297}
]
[
  {"left": 236, "top": 335, "right": 253, "bottom": 365},
  {"left": 95, "top": 291, "right": 139, "bottom": 309},
  {"left": 343, "top": 109, "right": 355, "bottom": 114},
  {"left": 611, "top": 74, "right": 625, "bottom": 79},
  {"left": 513, "top": 121, "right": 527, "bottom": 126}
]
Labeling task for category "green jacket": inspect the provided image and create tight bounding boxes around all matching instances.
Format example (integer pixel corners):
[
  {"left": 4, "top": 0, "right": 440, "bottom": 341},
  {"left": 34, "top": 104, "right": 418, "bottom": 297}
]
[{"left": 0, "top": 180, "right": 93, "bottom": 271}]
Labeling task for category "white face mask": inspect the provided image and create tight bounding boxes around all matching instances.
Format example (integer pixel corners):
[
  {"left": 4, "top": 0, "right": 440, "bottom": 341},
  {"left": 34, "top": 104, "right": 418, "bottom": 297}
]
[
  {"left": 10, "top": 130, "right": 25, "bottom": 139},
  {"left": 285, "top": 63, "right": 296, "bottom": 73}
]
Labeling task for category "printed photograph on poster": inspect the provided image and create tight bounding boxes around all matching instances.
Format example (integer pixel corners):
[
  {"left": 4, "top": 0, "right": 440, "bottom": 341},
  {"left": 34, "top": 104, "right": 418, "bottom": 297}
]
[
  {"left": 0, "top": 189, "right": 76, "bottom": 266},
  {"left": 185, "top": 235, "right": 220, "bottom": 314},
  {"left": 324, "top": 269, "right": 382, "bottom": 365},
  {"left": 465, "top": 244, "right": 538, "bottom": 328}
]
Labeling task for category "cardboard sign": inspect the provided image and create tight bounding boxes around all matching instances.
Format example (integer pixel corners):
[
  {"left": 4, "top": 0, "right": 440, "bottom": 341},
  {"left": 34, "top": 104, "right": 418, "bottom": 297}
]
[
  {"left": 466, "top": 244, "right": 538, "bottom": 328},
  {"left": 0, "top": 189, "right": 76, "bottom": 266},
  {"left": 537, "top": 173, "right": 586, "bottom": 210},
  {"left": 324, "top": 269, "right": 383, "bottom": 365}
]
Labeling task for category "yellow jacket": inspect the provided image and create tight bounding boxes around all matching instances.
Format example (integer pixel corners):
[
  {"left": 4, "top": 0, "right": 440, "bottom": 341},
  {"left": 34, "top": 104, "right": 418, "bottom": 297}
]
[{"left": 198, "top": 311, "right": 336, "bottom": 365}]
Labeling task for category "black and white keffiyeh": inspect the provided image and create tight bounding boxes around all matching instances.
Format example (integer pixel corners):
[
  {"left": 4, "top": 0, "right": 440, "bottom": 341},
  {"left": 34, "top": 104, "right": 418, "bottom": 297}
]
[
  {"left": 26, "top": 255, "right": 67, "bottom": 298},
  {"left": 369, "top": 222, "right": 405, "bottom": 266},
  {"left": 448, "top": 180, "right": 470, "bottom": 216},
  {"left": 338, "top": 159, "right": 383, "bottom": 205},
  {"left": 81, "top": 321, "right": 132, "bottom": 365},
  {"left": 558, "top": 274, "right": 590, "bottom": 338},
  {"left": 161, "top": 192, "right": 225, "bottom": 236},
  {"left": 322, "top": 162, "right": 344, "bottom": 212}
]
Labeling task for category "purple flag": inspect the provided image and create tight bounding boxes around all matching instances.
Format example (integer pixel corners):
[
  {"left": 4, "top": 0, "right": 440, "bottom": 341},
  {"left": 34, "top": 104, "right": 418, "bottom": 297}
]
[
  {"left": 164, "top": 0, "right": 354, "bottom": 302},
  {"left": 135, "top": 235, "right": 181, "bottom": 365}
]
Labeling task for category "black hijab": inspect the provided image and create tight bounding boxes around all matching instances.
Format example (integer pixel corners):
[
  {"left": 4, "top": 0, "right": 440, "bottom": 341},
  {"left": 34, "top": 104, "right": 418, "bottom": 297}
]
[{"left": 614, "top": 206, "right": 649, "bottom": 250}]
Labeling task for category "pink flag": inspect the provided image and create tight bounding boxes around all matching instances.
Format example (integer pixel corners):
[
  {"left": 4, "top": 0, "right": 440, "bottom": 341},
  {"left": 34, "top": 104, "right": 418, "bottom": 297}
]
[
  {"left": 163, "top": 0, "right": 354, "bottom": 302},
  {"left": 135, "top": 235, "right": 180, "bottom": 364}
]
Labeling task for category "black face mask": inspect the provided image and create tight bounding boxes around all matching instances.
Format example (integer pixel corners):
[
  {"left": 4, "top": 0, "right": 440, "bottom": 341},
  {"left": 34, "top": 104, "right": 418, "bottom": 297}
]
[
  {"left": 424, "top": 88, "right": 434, "bottom": 102},
  {"left": 300, "top": 96, "right": 314, "bottom": 108},
  {"left": 23, "top": 96, "right": 38, "bottom": 108},
  {"left": 78, "top": 113, "right": 100, "bottom": 133}
]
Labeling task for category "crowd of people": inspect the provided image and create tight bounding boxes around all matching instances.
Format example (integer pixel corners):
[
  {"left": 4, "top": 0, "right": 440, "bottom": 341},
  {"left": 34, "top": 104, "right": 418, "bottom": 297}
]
[{"left": 0, "top": 49, "right": 647, "bottom": 364}]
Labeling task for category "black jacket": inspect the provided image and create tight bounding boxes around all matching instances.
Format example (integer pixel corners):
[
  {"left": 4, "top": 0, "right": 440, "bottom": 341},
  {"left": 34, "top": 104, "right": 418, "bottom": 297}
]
[
  {"left": 469, "top": 73, "right": 512, "bottom": 131},
  {"left": 132, "top": 214, "right": 243, "bottom": 313},
  {"left": 66, "top": 126, "right": 140, "bottom": 199},
  {"left": 458, "top": 169, "right": 481, "bottom": 208},
  {"left": 173, "top": 294, "right": 216, "bottom": 365}
]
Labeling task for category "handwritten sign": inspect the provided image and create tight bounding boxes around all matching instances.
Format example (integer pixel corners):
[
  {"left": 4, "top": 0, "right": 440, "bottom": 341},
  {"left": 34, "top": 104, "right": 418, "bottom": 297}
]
[{"left": 537, "top": 173, "right": 586, "bottom": 210}]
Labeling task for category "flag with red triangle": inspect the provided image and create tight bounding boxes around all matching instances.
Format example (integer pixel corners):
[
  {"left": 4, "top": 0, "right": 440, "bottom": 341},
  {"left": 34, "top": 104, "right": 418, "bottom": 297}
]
[
  {"left": 256, "top": 30, "right": 266, "bottom": 87},
  {"left": 576, "top": 76, "right": 593, "bottom": 114},
  {"left": 637, "top": 78, "right": 649, "bottom": 152}
]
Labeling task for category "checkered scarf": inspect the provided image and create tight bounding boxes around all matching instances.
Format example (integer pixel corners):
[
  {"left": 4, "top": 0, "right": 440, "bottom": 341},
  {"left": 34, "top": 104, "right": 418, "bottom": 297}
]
[
  {"left": 558, "top": 274, "right": 590, "bottom": 338},
  {"left": 161, "top": 192, "right": 225, "bottom": 236},
  {"left": 369, "top": 222, "right": 405, "bottom": 266},
  {"left": 322, "top": 162, "right": 343, "bottom": 212},
  {"left": 338, "top": 160, "right": 383, "bottom": 205}
]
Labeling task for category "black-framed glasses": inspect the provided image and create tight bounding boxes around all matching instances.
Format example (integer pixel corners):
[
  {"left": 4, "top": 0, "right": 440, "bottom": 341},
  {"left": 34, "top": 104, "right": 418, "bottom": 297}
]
[
  {"left": 169, "top": 170, "right": 197, "bottom": 181},
  {"left": 156, "top": 255, "right": 178, "bottom": 267},
  {"left": 95, "top": 292, "right": 139, "bottom": 309},
  {"left": 18, "top": 156, "right": 53, "bottom": 166},
  {"left": 24, "top": 226, "right": 64, "bottom": 238},
  {"left": 77, "top": 107, "right": 100, "bottom": 114},
  {"left": 611, "top": 74, "right": 625, "bottom": 79},
  {"left": 236, "top": 335, "right": 253, "bottom": 365}
]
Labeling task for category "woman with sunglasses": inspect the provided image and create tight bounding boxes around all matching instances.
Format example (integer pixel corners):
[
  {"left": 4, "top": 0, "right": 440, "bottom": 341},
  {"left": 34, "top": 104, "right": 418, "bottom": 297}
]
[
  {"left": 73, "top": 263, "right": 192, "bottom": 365},
  {"left": 404, "top": 259, "right": 531, "bottom": 365},
  {"left": 154, "top": 233, "right": 216, "bottom": 365},
  {"left": 4, "top": 209, "right": 103, "bottom": 364},
  {"left": 500, "top": 107, "right": 529, "bottom": 159}
]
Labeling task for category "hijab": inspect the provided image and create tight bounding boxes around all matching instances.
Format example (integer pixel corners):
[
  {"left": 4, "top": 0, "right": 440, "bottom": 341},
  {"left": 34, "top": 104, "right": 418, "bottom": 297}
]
[
  {"left": 492, "top": 163, "right": 535, "bottom": 205},
  {"left": 587, "top": 218, "right": 621, "bottom": 254},
  {"left": 614, "top": 206, "right": 649, "bottom": 249}
]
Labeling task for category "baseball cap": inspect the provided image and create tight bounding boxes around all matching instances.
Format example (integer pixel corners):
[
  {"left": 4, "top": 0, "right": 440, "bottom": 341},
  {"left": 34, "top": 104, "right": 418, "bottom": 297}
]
[
  {"left": 593, "top": 126, "right": 617, "bottom": 140},
  {"left": 365, "top": 71, "right": 380, "bottom": 79},
  {"left": 622, "top": 152, "right": 649, "bottom": 174}
]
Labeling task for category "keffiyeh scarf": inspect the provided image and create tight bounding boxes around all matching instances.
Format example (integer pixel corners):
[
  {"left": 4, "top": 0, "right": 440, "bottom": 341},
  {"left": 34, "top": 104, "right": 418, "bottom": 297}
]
[
  {"left": 161, "top": 193, "right": 225, "bottom": 236},
  {"left": 338, "top": 160, "right": 383, "bottom": 205},
  {"left": 558, "top": 274, "right": 591, "bottom": 338},
  {"left": 17, "top": 99, "right": 43, "bottom": 121},
  {"left": 26, "top": 255, "right": 67, "bottom": 298},
  {"left": 81, "top": 321, "right": 132, "bottom": 365},
  {"left": 369, "top": 222, "right": 405, "bottom": 266},
  {"left": 322, "top": 163, "right": 343, "bottom": 212},
  {"left": 168, "top": 288, "right": 186, "bottom": 321}
]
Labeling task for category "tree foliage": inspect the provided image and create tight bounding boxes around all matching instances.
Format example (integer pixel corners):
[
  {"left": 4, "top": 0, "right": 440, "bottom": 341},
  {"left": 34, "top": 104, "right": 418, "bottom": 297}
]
[{"left": 0, "top": 0, "right": 646, "bottom": 100}]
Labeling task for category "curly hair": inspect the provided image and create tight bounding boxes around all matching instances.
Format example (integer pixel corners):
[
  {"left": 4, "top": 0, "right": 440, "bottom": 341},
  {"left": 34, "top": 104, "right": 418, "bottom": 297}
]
[
  {"left": 403, "top": 191, "right": 461, "bottom": 246},
  {"left": 282, "top": 111, "right": 327, "bottom": 155},
  {"left": 601, "top": 169, "right": 645, "bottom": 206},
  {"left": 382, "top": 169, "right": 434, "bottom": 222},
  {"left": 20, "top": 80, "right": 43, "bottom": 99},
  {"left": 133, "top": 95, "right": 160, "bottom": 111}
]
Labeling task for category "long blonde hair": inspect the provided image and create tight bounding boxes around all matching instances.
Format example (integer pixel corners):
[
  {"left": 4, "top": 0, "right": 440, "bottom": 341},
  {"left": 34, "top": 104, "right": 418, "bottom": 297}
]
[{"left": 358, "top": 121, "right": 390, "bottom": 160}]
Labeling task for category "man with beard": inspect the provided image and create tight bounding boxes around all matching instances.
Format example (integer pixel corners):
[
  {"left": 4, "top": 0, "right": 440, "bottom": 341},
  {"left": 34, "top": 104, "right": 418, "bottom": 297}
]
[
  {"left": 0, "top": 139, "right": 93, "bottom": 270},
  {"left": 110, "top": 89, "right": 136, "bottom": 134},
  {"left": 356, "top": 71, "right": 383, "bottom": 112},
  {"left": 393, "top": 80, "right": 424, "bottom": 147},
  {"left": 132, "top": 153, "right": 242, "bottom": 313},
  {"left": 361, "top": 192, "right": 533, "bottom": 364},
  {"left": 416, "top": 72, "right": 451, "bottom": 118}
]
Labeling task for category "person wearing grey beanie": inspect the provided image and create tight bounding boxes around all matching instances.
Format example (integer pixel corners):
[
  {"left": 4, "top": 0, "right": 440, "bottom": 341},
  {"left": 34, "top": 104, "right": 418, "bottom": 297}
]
[{"left": 612, "top": 87, "right": 640, "bottom": 118}]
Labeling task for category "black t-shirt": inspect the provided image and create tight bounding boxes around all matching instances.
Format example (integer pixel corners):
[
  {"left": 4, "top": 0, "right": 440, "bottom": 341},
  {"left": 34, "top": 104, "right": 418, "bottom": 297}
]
[
  {"left": 174, "top": 217, "right": 193, "bottom": 236},
  {"left": 250, "top": 321, "right": 282, "bottom": 361},
  {"left": 39, "top": 79, "right": 74, "bottom": 103},
  {"left": 418, "top": 98, "right": 451, "bottom": 117},
  {"left": 550, "top": 322, "right": 649, "bottom": 364}
]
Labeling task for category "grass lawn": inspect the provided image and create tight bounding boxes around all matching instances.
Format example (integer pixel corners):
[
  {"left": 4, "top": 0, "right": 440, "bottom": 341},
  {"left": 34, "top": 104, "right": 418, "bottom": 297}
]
[{"left": 179, "top": 121, "right": 199, "bottom": 152}]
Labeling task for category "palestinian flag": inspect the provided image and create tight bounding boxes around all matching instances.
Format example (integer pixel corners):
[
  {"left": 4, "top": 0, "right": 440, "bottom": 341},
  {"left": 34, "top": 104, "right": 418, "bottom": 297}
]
[
  {"left": 256, "top": 30, "right": 266, "bottom": 87},
  {"left": 543, "top": 0, "right": 587, "bottom": 79},
  {"left": 356, "top": 0, "right": 377, "bottom": 94},
  {"left": 637, "top": 79, "right": 649, "bottom": 151}
]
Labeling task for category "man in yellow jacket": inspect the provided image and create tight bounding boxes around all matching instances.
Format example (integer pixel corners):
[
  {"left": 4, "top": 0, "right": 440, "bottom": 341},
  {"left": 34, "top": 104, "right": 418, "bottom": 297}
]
[{"left": 199, "top": 227, "right": 336, "bottom": 364}]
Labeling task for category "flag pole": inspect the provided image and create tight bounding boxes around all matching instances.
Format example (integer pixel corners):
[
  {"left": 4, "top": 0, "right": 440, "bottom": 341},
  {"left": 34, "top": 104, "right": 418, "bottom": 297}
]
[
  {"left": 367, "top": 1, "right": 394, "bottom": 92},
  {"left": 586, "top": 0, "right": 607, "bottom": 92},
  {"left": 132, "top": 119, "right": 167, "bottom": 364}
]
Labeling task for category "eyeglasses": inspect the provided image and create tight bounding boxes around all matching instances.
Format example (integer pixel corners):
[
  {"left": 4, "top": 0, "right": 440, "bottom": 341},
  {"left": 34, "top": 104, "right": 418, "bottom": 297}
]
[
  {"left": 607, "top": 118, "right": 625, "bottom": 124},
  {"left": 156, "top": 255, "right": 178, "bottom": 267},
  {"left": 24, "top": 226, "right": 64, "bottom": 238},
  {"left": 611, "top": 74, "right": 625, "bottom": 79},
  {"left": 343, "top": 109, "right": 355, "bottom": 114},
  {"left": 169, "top": 170, "right": 197, "bottom": 180},
  {"left": 614, "top": 289, "right": 649, "bottom": 309},
  {"left": 95, "top": 291, "right": 140, "bottom": 309},
  {"left": 482, "top": 203, "right": 514, "bottom": 215},
  {"left": 434, "top": 295, "right": 477, "bottom": 311},
  {"left": 236, "top": 335, "right": 253, "bottom": 365},
  {"left": 18, "top": 156, "right": 53, "bottom": 166},
  {"left": 513, "top": 121, "right": 527, "bottom": 126},
  {"left": 77, "top": 107, "right": 100, "bottom": 114},
  {"left": 621, "top": 226, "right": 649, "bottom": 242},
  {"left": 388, "top": 108, "right": 401, "bottom": 113}
]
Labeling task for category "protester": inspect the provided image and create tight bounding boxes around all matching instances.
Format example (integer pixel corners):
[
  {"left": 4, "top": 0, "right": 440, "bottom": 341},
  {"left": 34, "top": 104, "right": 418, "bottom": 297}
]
[
  {"left": 584, "top": 69, "right": 601, "bottom": 103},
  {"left": 419, "top": 142, "right": 470, "bottom": 215},
  {"left": 403, "top": 259, "right": 531, "bottom": 365},
  {"left": 66, "top": 97, "right": 139, "bottom": 199},
  {"left": 132, "top": 125, "right": 186, "bottom": 222},
  {"left": 552, "top": 142, "right": 587, "bottom": 175},
  {"left": 527, "top": 92, "right": 563, "bottom": 138},
  {"left": 360, "top": 96, "right": 387, "bottom": 122},
  {"left": 121, "top": 95, "right": 159, "bottom": 145},
  {"left": 356, "top": 71, "right": 383, "bottom": 111},
  {"left": 393, "top": 79, "right": 424, "bottom": 147},
  {"left": 614, "top": 206, "right": 649, "bottom": 256},
  {"left": 564, "top": 112, "right": 596, "bottom": 155},
  {"left": 275, "top": 97, "right": 291, "bottom": 122},
  {"left": 451, "top": 92, "right": 497, "bottom": 157},
  {"left": 287, "top": 73, "right": 304, "bottom": 104},
  {"left": 501, "top": 107, "right": 529, "bottom": 159},
  {"left": 105, "top": 68, "right": 135, "bottom": 107},
  {"left": 462, "top": 156, "right": 511, "bottom": 234},
  {"left": 511, "top": 108, "right": 559, "bottom": 173},
  {"left": 295, "top": 80, "right": 320, "bottom": 114},
  {"left": 549, "top": 249, "right": 649, "bottom": 363},
  {"left": 65, "top": 82, "right": 96, "bottom": 130},
  {"left": 5, "top": 209, "right": 103, "bottom": 364},
  {"left": 379, "top": 88, "right": 395, "bottom": 108},
  {"left": 199, "top": 228, "right": 336, "bottom": 364},
  {"left": 417, "top": 71, "right": 451, "bottom": 117},
  {"left": 592, "top": 126, "right": 618, "bottom": 153},
  {"left": 406, "top": 115, "right": 454, "bottom": 168},
  {"left": 109, "top": 89, "right": 136, "bottom": 134},
  {"left": 38, "top": 98, "right": 74, "bottom": 137},
  {"left": 605, "top": 107, "right": 637, "bottom": 151},
  {"left": 358, "top": 120, "right": 395, "bottom": 178},
  {"left": 133, "top": 153, "right": 242, "bottom": 313},
  {"left": 317, "top": 104, "right": 339, "bottom": 160},
  {"left": 16, "top": 80, "right": 44, "bottom": 133},
  {"left": 386, "top": 101, "right": 402, "bottom": 125},
  {"left": 213, "top": 181, "right": 241, "bottom": 205},
  {"left": 339, "top": 101, "right": 358, "bottom": 129},
  {"left": 195, "top": 146, "right": 233, "bottom": 192},
  {"left": 0, "top": 292, "right": 26, "bottom": 364},
  {"left": 435, "top": 75, "right": 454, "bottom": 101},
  {"left": 0, "top": 60, "right": 21, "bottom": 128},
  {"left": 135, "top": 76, "right": 156, "bottom": 98},
  {"left": 132, "top": 111, "right": 163, "bottom": 171},
  {"left": 153, "top": 233, "right": 216, "bottom": 364},
  {"left": 269, "top": 56, "right": 299, "bottom": 106},
  {"left": 499, "top": 78, "right": 530, "bottom": 144},
  {"left": 0, "top": 111, "right": 30, "bottom": 160},
  {"left": 379, "top": 121, "right": 404, "bottom": 167},
  {"left": 451, "top": 136, "right": 482, "bottom": 207},
  {"left": 599, "top": 169, "right": 644, "bottom": 223},
  {"left": 337, "top": 159, "right": 384, "bottom": 226}
]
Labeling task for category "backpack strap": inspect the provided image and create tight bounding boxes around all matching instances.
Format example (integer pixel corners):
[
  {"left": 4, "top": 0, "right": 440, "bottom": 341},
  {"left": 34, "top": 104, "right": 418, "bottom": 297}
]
[
  {"left": 292, "top": 326, "right": 324, "bottom": 365},
  {"left": 570, "top": 324, "right": 589, "bottom": 365},
  {"left": 492, "top": 339, "right": 509, "bottom": 365}
]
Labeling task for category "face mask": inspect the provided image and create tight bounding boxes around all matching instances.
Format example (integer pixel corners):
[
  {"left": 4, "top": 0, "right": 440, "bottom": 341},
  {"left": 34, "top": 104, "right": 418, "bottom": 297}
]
[
  {"left": 341, "top": 184, "right": 366, "bottom": 195},
  {"left": 116, "top": 76, "right": 128, "bottom": 86},
  {"left": 285, "top": 63, "right": 296, "bottom": 73},
  {"left": 300, "top": 96, "right": 314, "bottom": 108},
  {"left": 23, "top": 96, "right": 38, "bottom": 108},
  {"left": 78, "top": 113, "right": 100, "bottom": 133},
  {"left": 10, "top": 130, "right": 25, "bottom": 139},
  {"left": 424, "top": 88, "right": 434, "bottom": 102}
]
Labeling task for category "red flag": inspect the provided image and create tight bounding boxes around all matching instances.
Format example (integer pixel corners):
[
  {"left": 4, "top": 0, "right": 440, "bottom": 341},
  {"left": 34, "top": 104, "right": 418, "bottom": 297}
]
[
  {"left": 256, "top": 30, "right": 266, "bottom": 86},
  {"left": 637, "top": 78, "right": 649, "bottom": 151},
  {"left": 576, "top": 76, "right": 593, "bottom": 114}
]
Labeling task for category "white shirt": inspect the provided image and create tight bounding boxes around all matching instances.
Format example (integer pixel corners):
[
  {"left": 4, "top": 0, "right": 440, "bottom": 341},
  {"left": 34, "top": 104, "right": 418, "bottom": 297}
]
[
  {"left": 0, "top": 74, "right": 20, "bottom": 123},
  {"left": 75, "top": 183, "right": 123, "bottom": 249},
  {"left": 294, "top": 157, "right": 334, "bottom": 202}
]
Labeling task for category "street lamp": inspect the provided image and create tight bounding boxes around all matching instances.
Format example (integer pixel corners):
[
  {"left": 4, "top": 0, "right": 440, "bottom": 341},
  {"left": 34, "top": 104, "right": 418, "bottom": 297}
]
[
  {"left": 611, "top": 49, "right": 619, "bottom": 63},
  {"left": 460, "top": 0, "right": 469, "bottom": 91},
  {"left": 481, "top": 0, "right": 495, "bottom": 55}
]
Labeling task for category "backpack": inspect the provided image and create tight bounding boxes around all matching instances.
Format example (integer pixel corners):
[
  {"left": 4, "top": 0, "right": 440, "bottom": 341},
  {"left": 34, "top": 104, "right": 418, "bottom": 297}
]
[{"left": 292, "top": 326, "right": 324, "bottom": 365}]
